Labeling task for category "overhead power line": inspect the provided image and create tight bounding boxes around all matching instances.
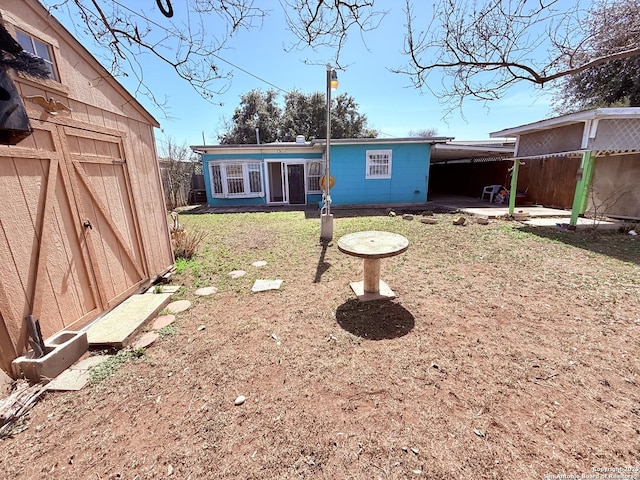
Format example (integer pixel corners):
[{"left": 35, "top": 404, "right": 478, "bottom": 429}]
[{"left": 107, "top": 0, "right": 289, "bottom": 94}]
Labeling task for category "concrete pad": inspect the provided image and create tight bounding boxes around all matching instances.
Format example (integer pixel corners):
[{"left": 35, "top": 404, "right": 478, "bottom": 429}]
[
  {"left": 145, "top": 285, "right": 181, "bottom": 294},
  {"left": 524, "top": 217, "right": 621, "bottom": 230},
  {"left": 166, "top": 299, "right": 191, "bottom": 314},
  {"left": 86, "top": 293, "right": 172, "bottom": 348},
  {"left": 194, "top": 286, "right": 217, "bottom": 296},
  {"left": 46, "top": 355, "right": 111, "bottom": 391},
  {"left": 349, "top": 280, "right": 396, "bottom": 302},
  {"left": 251, "top": 279, "right": 283, "bottom": 292},
  {"left": 460, "top": 206, "right": 572, "bottom": 219}
]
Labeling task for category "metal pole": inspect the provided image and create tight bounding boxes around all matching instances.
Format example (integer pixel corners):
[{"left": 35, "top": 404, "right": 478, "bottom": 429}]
[
  {"left": 325, "top": 64, "right": 332, "bottom": 216},
  {"left": 320, "top": 65, "right": 334, "bottom": 242}
]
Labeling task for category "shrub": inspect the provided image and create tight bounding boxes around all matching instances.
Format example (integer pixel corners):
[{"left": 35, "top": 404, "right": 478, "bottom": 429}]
[{"left": 170, "top": 212, "right": 208, "bottom": 260}]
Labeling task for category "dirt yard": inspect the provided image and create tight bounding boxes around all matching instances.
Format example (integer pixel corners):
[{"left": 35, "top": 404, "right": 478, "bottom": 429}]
[{"left": 2, "top": 210, "right": 639, "bottom": 479}]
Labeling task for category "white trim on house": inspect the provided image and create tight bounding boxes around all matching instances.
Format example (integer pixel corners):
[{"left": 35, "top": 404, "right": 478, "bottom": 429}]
[
  {"left": 209, "top": 159, "right": 265, "bottom": 198},
  {"left": 365, "top": 149, "right": 392, "bottom": 179}
]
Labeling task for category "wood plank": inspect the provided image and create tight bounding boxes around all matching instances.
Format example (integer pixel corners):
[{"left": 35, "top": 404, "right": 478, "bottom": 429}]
[
  {"left": 0, "top": 157, "right": 38, "bottom": 339},
  {"left": 28, "top": 156, "right": 58, "bottom": 322},
  {"left": 85, "top": 293, "right": 172, "bottom": 348}
]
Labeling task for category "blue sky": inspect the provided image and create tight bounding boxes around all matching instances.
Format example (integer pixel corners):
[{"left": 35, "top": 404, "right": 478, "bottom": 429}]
[{"left": 44, "top": 1, "right": 555, "bottom": 151}]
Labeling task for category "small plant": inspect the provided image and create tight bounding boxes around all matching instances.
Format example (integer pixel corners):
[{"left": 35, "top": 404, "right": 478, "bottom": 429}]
[
  {"left": 153, "top": 284, "right": 163, "bottom": 294},
  {"left": 89, "top": 348, "right": 146, "bottom": 384},
  {"left": 157, "top": 324, "right": 178, "bottom": 337},
  {"left": 170, "top": 211, "right": 208, "bottom": 260}
]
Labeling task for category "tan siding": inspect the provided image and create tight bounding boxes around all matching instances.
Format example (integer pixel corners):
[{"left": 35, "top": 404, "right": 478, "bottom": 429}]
[{"left": 0, "top": 0, "right": 173, "bottom": 375}]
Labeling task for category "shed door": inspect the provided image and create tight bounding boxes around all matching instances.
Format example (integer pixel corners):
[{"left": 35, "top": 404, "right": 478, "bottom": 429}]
[
  {"left": 0, "top": 124, "right": 100, "bottom": 372},
  {"left": 65, "top": 128, "right": 146, "bottom": 309}
]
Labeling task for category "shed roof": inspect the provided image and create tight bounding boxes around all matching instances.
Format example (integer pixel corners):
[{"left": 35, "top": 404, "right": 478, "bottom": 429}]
[{"left": 490, "top": 107, "right": 640, "bottom": 138}]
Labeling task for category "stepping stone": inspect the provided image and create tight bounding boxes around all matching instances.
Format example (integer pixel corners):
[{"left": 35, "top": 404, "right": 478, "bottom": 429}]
[
  {"left": 194, "top": 286, "right": 218, "bottom": 296},
  {"left": 252, "top": 260, "right": 267, "bottom": 267},
  {"left": 421, "top": 217, "right": 437, "bottom": 224},
  {"left": 229, "top": 270, "right": 246, "bottom": 279},
  {"left": 251, "top": 279, "right": 283, "bottom": 292},
  {"left": 152, "top": 314, "right": 176, "bottom": 330},
  {"left": 166, "top": 300, "right": 191, "bottom": 314},
  {"left": 132, "top": 331, "right": 159, "bottom": 349}
]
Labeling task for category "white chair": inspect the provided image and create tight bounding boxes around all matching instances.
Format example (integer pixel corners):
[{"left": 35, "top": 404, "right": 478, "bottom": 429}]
[{"left": 481, "top": 185, "right": 502, "bottom": 203}]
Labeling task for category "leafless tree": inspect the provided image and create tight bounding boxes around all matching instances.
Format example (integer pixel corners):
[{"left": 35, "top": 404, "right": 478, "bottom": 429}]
[
  {"left": 408, "top": 128, "right": 438, "bottom": 137},
  {"left": 45, "top": 0, "right": 269, "bottom": 110},
  {"left": 43, "top": 1, "right": 640, "bottom": 115},
  {"left": 395, "top": 0, "right": 640, "bottom": 112},
  {"left": 159, "top": 137, "right": 197, "bottom": 209}
]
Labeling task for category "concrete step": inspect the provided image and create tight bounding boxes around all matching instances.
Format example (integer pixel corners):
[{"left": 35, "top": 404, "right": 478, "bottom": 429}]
[{"left": 85, "top": 293, "right": 172, "bottom": 348}]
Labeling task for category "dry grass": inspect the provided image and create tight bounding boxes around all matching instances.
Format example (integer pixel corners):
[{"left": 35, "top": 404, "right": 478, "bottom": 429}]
[{"left": 2, "top": 211, "right": 639, "bottom": 479}]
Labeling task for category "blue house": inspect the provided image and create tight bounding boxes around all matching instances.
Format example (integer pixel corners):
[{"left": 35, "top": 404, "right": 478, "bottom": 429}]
[{"left": 191, "top": 137, "right": 451, "bottom": 207}]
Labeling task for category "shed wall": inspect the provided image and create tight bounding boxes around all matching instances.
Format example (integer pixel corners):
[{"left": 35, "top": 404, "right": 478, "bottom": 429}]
[{"left": 0, "top": 1, "right": 173, "bottom": 375}]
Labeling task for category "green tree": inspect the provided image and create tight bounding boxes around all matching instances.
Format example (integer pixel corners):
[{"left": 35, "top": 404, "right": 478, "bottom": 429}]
[
  {"left": 218, "top": 89, "right": 281, "bottom": 144},
  {"left": 220, "top": 89, "right": 376, "bottom": 143},
  {"left": 554, "top": 0, "right": 640, "bottom": 113},
  {"left": 331, "top": 93, "right": 377, "bottom": 139},
  {"left": 280, "top": 90, "right": 326, "bottom": 141}
]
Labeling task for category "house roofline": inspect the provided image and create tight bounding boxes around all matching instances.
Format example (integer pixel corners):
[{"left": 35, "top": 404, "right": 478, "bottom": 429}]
[
  {"left": 490, "top": 107, "right": 640, "bottom": 138},
  {"left": 191, "top": 136, "right": 453, "bottom": 154}
]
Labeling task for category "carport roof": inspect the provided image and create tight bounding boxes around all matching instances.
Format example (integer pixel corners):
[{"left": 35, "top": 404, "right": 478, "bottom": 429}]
[
  {"left": 490, "top": 107, "right": 640, "bottom": 137},
  {"left": 430, "top": 140, "right": 515, "bottom": 164}
]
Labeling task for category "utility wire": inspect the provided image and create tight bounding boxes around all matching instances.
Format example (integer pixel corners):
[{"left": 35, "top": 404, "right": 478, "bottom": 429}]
[{"left": 108, "top": 0, "right": 289, "bottom": 94}]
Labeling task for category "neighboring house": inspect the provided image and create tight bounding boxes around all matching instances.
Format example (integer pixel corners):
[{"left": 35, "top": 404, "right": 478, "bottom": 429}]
[
  {"left": 0, "top": 1, "right": 174, "bottom": 376},
  {"left": 491, "top": 107, "right": 640, "bottom": 221},
  {"left": 191, "top": 137, "right": 453, "bottom": 207}
]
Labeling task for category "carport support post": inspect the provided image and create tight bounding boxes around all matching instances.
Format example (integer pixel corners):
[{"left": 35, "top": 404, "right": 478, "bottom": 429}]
[
  {"left": 508, "top": 158, "right": 520, "bottom": 215},
  {"left": 570, "top": 151, "right": 595, "bottom": 227}
]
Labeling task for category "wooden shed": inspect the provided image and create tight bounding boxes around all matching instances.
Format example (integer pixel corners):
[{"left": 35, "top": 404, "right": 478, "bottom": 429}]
[
  {"left": 491, "top": 108, "right": 640, "bottom": 224},
  {"left": 0, "top": 0, "right": 174, "bottom": 376}
]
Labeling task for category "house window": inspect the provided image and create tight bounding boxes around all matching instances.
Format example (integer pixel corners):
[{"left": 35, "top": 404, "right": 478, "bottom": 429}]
[
  {"left": 306, "top": 161, "right": 324, "bottom": 193},
  {"left": 210, "top": 161, "right": 264, "bottom": 198},
  {"left": 366, "top": 149, "right": 392, "bottom": 179},
  {"left": 16, "top": 30, "right": 59, "bottom": 81}
]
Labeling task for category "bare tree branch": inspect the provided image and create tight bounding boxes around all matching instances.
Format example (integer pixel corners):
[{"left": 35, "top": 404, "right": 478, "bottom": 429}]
[{"left": 395, "top": 0, "right": 640, "bottom": 112}]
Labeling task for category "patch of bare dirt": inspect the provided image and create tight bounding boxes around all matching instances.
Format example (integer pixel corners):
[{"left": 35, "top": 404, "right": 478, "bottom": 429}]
[{"left": 1, "top": 212, "right": 639, "bottom": 479}]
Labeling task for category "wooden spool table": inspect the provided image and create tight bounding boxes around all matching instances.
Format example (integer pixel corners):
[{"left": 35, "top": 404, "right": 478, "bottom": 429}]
[{"left": 337, "top": 231, "right": 409, "bottom": 301}]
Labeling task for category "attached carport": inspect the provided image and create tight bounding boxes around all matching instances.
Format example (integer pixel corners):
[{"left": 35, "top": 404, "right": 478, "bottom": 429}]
[
  {"left": 491, "top": 107, "right": 640, "bottom": 226},
  {"left": 428, "top": 141, "right": 516, "bottom": 200}
]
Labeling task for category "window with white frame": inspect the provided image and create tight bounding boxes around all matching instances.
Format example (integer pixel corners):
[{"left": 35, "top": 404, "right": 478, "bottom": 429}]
[
  {"left": 16, "top": 30, "right": 59, "bottom": 81},
  {"left": 365, "top": 149, "right": 392, "bottom": 179},
  {"left": 210, "top": 161, "right": 264, "bottom": 198},
  {"left": 306, "top": 161, "right": 324, "bottom": 193}
]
